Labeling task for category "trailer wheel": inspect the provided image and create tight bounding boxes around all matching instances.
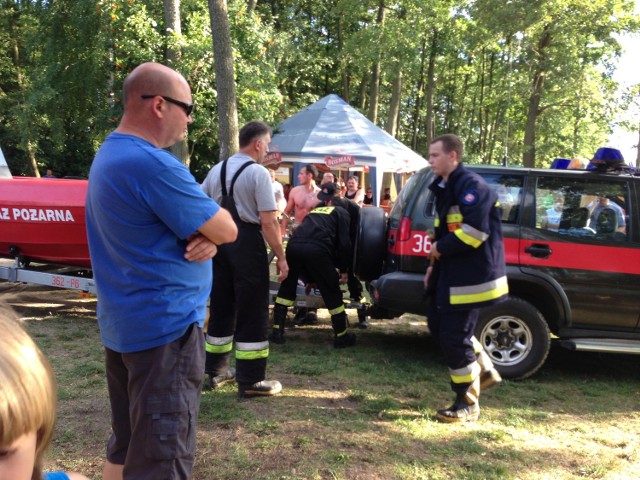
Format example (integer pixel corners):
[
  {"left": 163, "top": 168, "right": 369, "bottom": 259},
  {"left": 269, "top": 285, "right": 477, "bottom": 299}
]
[{"left": 353, "top": 207, "right": 387, "bottom": 282}]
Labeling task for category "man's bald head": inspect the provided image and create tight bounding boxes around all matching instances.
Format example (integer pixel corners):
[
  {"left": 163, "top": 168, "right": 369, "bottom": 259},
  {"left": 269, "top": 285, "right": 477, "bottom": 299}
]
[
  {"left": 116, "top": 62, "right": 193, "bottom": 148},
  {"left": 122, "top": 62, "right": 189, "bottom": 109}
]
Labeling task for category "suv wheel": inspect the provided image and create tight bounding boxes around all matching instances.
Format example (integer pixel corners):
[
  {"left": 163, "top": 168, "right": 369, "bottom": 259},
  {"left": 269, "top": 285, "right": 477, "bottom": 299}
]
[
  {"left": 476, "top": 297, "right": 550, "bottom": 380},
  {"left": 354, "top": 207, "right": 387, "bottom": 282}
]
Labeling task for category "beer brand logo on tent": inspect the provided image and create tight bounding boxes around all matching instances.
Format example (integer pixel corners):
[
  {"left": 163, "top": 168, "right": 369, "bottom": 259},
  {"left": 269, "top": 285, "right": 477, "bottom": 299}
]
[
  {"left": 264, "top": 151, "right": 282, "bottom": 166},
  {"left": 324, "top": 155, "right": 355, "bottom": 168}
]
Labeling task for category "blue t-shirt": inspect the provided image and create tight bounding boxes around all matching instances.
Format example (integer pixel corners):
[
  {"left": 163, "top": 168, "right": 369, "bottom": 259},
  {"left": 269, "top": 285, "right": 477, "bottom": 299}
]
[
  {"left": 43, "top": 473, "right": 70, "bottom": 480},
  {"left": 86, "top": 133, "right": 220, "bottom": 353}
]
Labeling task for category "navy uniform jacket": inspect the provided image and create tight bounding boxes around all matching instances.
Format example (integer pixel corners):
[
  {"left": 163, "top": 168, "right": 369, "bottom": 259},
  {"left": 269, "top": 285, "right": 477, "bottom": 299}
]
[
  {"left": 428, "top": 164, "right": 508, "bottom": 310},
  {"left": 288, "top": 203, "right": 352, "bottom": 273},
  {"left": 332, "top": 197, "right": 359, "bottom": 244}
]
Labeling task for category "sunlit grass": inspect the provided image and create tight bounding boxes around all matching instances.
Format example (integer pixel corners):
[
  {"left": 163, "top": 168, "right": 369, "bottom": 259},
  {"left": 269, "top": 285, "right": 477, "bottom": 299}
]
[{"left": 14, "top": 294, "right": 640, "bottom": 480}]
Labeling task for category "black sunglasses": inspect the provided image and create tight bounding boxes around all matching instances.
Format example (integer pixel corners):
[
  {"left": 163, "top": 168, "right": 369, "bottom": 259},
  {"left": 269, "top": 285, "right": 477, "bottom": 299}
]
[{"left": 141, "top": 95, "right": 194, "bottom": 116}]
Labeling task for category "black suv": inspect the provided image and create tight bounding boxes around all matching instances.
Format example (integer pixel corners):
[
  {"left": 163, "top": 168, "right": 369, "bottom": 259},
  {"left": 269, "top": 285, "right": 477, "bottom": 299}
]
[{"left": 355, "top": 162, "right": 640, "bottom": 379}]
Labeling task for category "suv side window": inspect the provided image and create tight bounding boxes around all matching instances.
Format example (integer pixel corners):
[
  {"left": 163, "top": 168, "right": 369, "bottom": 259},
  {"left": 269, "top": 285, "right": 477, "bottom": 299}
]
[
  {"left": 535, "top": 176, "right": 629, "bottom": 242},
  {"left": 419, "top": 172, "right": 525, "bottom": 224},
  {"left": 484, "top": 174, "right": 525, "bottom": 225}
]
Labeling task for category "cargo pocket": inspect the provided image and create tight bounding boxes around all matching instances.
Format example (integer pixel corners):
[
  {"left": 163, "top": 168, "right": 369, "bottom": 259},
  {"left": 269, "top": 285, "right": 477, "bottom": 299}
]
[{"left": 145, "top": 392, "right": 195, "bottom": 460}]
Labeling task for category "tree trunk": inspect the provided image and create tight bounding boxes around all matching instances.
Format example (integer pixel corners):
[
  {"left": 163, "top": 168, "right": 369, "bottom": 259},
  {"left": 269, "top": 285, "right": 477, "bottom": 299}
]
[
  {"left": 367, "top": 0, "right": 386, "bottom": 124},
  {"left": 164, "top": 0, "right": 189, "bottom": 166},
  {"left": 337, "top": 16, "right": 350, "bottom": 102},
  {"left": 411, "top": 35, "right": 428, "bottom": 151},
  {"left": 522, "top": 74, "right": 544, "bottom": 168},
  {"left": 455, "top": 61, "right": 469, "bottom": 134},
  {"left": 208, "top": 0, "right": 239, "bottom": 160},
  {"left": 523, "top": 25, "right": 552, "bottom": 168},
  {"left": 424, "top": 30, "right": 437, "bottom": 147},
  {"left": 358, "top": 76, "right": 368, "bottom": 111},
  {"left": 11, "top": 18, "right": 39, "bottom": 177},
  {"left": 368, "top": 63, "right": 381, "bottom": 124},
  {"left": 488, "top": 106, "right": 503, "bottom": 164},
  {"left": 164, "top": 0, "right": 181, "bottom": 65},
  {"left": 477, "top": 48, "right": 486, "bottom": 155},
  {"left": 386, "top": 71, "right": 402, "bottom": 136},
  {"left": 27, "top": 142, "right": 39, "bottom": 178},
  {"left": 247, "top": 0, "right": 257, "bottom": 13}
]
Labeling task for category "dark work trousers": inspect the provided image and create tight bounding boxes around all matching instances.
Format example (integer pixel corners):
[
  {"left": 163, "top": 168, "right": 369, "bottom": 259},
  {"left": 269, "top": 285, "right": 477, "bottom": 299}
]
[
  {"left": 205, "top": 221, "right": 270, "bottom": 387},
  {"left": 276, "top": 241, "right": 347, "bottom": 334},
  {"left": 426, "top": 302, "right": 479, "bottom": 395}
]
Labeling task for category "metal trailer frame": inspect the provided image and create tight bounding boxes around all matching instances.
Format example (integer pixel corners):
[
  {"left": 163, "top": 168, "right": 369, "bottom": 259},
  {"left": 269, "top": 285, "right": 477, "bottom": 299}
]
[
  {"left": 1, "top": 257, "right": 370, "bottom": 324},
  {"left": 268, "top": 279, "right": 370, "bottom": 325},
  {"left": 0, "top": 258, "right": 96, "bottom": 294}
]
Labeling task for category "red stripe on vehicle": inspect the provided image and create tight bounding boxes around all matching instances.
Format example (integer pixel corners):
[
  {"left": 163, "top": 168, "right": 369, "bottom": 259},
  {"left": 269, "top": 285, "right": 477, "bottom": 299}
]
[
  {"left": 388, "top": 233, "right": 639, "bottom": 275},
  {"left": 518, "top": 239, "right": 640, "bottom": 275}
]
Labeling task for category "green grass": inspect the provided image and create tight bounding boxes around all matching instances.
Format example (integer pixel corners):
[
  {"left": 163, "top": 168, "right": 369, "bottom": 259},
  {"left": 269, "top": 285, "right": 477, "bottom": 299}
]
[{"left": 13, "top": 294, "right": 640, "bottom": 480}]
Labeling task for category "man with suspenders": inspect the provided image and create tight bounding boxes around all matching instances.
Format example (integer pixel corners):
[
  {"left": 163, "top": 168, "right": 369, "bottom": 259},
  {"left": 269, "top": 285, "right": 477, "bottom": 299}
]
[{"left": 201, "top": 121, "right": 289, "bottom": 398}]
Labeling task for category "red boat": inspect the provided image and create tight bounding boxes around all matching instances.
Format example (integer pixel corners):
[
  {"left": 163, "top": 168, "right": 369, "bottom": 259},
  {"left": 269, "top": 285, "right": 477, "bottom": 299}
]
[{"left": 0, "top": 176, "right": 91, "bottom": 268}]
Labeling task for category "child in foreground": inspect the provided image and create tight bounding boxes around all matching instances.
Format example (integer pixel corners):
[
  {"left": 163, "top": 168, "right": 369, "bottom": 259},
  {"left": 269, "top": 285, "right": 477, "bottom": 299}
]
[{"left": 0, "top": 306, "right": 89, "bottom": 480}]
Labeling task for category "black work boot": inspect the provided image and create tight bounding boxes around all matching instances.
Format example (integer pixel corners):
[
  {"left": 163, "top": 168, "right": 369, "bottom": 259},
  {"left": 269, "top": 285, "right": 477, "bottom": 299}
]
[
  {"left": 435, "top": 395, "right": 480, "bottom": 423},
  {"left": 292, "top": 307, "right": 307, "bottom": 325},
  {"left": 331, "top": 311, "right": 355, "bottom": 348},
  {"left": 269, "top": 330, "right": 285, "bottom": 344},
  {"left": 294, "top": 307, "right": 318, "bottom": 326},
  {"left": 436, "top": 376, "right": 481, "bottom": 423},
  {"left": 334, "top": 331, "right": 357, "bottom": 349},
  {"left": 270, "top": 303, "right": 288, "bottom": 344},
  {"left": 203, "top": 368, "right": 236, "bottom": 391}
]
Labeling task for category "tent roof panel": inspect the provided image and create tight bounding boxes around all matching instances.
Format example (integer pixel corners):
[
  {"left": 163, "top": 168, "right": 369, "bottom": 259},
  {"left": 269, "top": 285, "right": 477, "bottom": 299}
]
[{"left": 271, "top": 94, "right": 427, "bottom": 173}]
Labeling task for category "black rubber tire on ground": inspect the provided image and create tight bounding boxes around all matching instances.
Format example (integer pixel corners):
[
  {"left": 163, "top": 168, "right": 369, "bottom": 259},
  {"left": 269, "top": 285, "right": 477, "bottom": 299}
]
[
  {"left": 475, "top": 297, "right": 551, "bottom": 380},
  {"left": 353, "top": 207, "right": 387, "bottom": 282}
]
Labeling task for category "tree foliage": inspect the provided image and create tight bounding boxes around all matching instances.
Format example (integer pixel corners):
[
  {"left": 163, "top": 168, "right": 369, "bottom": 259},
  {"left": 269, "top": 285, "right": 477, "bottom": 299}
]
[{"left": 0, "top": 0, "right": 638, "bottom": 178}]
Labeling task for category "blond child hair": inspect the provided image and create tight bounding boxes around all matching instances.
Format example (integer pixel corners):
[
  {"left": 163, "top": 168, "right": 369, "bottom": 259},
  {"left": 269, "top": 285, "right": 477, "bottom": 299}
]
[{"left": 0, "top": 306, "right": 57, "bottom": 480}]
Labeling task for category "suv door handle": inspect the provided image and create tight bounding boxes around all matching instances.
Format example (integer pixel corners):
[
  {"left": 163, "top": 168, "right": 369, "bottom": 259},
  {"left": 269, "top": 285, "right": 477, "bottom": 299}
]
[{"left": 524, "top": 243, "right": 552, "bottom": 258}]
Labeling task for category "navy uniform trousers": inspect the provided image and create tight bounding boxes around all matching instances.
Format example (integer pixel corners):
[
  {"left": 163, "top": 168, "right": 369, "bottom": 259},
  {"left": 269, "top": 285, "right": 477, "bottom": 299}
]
[
  {"left": 275, "top": 241, "right": 347, "bottom": 335},
  {"left": 205, "top": 219, "right": 270, "bottom": 387}
]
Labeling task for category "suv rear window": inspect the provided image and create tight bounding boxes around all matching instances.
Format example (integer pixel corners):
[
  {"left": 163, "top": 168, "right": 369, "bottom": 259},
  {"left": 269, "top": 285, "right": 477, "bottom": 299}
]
[
  {"left": 535, "top": 176, "right": 629, "bottom": 242},
  {"left": 388, "top": 170, "right": 424, "bottom": 230}
]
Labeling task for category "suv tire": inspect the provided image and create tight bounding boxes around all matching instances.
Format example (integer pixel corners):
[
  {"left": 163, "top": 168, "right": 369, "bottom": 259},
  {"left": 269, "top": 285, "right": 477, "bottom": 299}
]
[
  {"left": 354, "top": 207, "right": 387, "bottom": 282},
  {"left": 476, "top": 297, "right": 550, "bottom": 380}
]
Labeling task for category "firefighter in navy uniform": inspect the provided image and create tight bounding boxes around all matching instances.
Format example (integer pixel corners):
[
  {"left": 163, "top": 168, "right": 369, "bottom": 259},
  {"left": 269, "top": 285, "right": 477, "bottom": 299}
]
[
  {"left": 424, "top": 134, "right": 507, "bottom": 423},
  {"left": 271, "top": 182, "right": 356, "bottom": 348}
]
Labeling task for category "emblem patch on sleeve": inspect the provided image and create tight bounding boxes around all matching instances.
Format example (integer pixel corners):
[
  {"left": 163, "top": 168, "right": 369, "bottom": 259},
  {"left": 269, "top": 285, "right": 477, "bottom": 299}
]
[{"left": 461, "top": 189, "right": 478, "bottom": 205}]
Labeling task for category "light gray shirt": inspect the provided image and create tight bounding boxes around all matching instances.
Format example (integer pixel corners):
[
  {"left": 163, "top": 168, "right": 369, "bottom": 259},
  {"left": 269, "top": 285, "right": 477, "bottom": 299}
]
[{"left": 201, "top": 153, "right": 276, "bottom": 225}]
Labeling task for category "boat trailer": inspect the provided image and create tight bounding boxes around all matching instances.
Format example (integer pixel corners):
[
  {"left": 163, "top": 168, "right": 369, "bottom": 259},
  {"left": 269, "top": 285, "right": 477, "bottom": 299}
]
[
  {"left": 0, "top": 258, "right": 96, "bottom": 294},
  {"left": 0, "top": 259, "right": 370, "bottom": 324}
]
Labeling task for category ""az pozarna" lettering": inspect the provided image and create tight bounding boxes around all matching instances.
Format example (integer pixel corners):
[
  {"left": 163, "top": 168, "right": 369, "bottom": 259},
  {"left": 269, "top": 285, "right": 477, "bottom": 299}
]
[{"left": 0, "top": 207, "right": 76, "bottom": 222}]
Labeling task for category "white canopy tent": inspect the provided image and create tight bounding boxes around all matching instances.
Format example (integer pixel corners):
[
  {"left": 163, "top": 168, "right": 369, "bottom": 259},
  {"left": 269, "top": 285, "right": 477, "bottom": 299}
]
[
  {"left": 268, "top": 94, "right": 427, "bottom": 205},
  {"left": 0, "top": 146, "right": 11, "bottom": 179}
]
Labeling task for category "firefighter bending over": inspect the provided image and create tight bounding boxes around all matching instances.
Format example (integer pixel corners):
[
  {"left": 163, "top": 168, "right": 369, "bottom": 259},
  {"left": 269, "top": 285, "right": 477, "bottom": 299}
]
[{"left": 271, "top": 182, "right": 356, "bottom": 348}]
